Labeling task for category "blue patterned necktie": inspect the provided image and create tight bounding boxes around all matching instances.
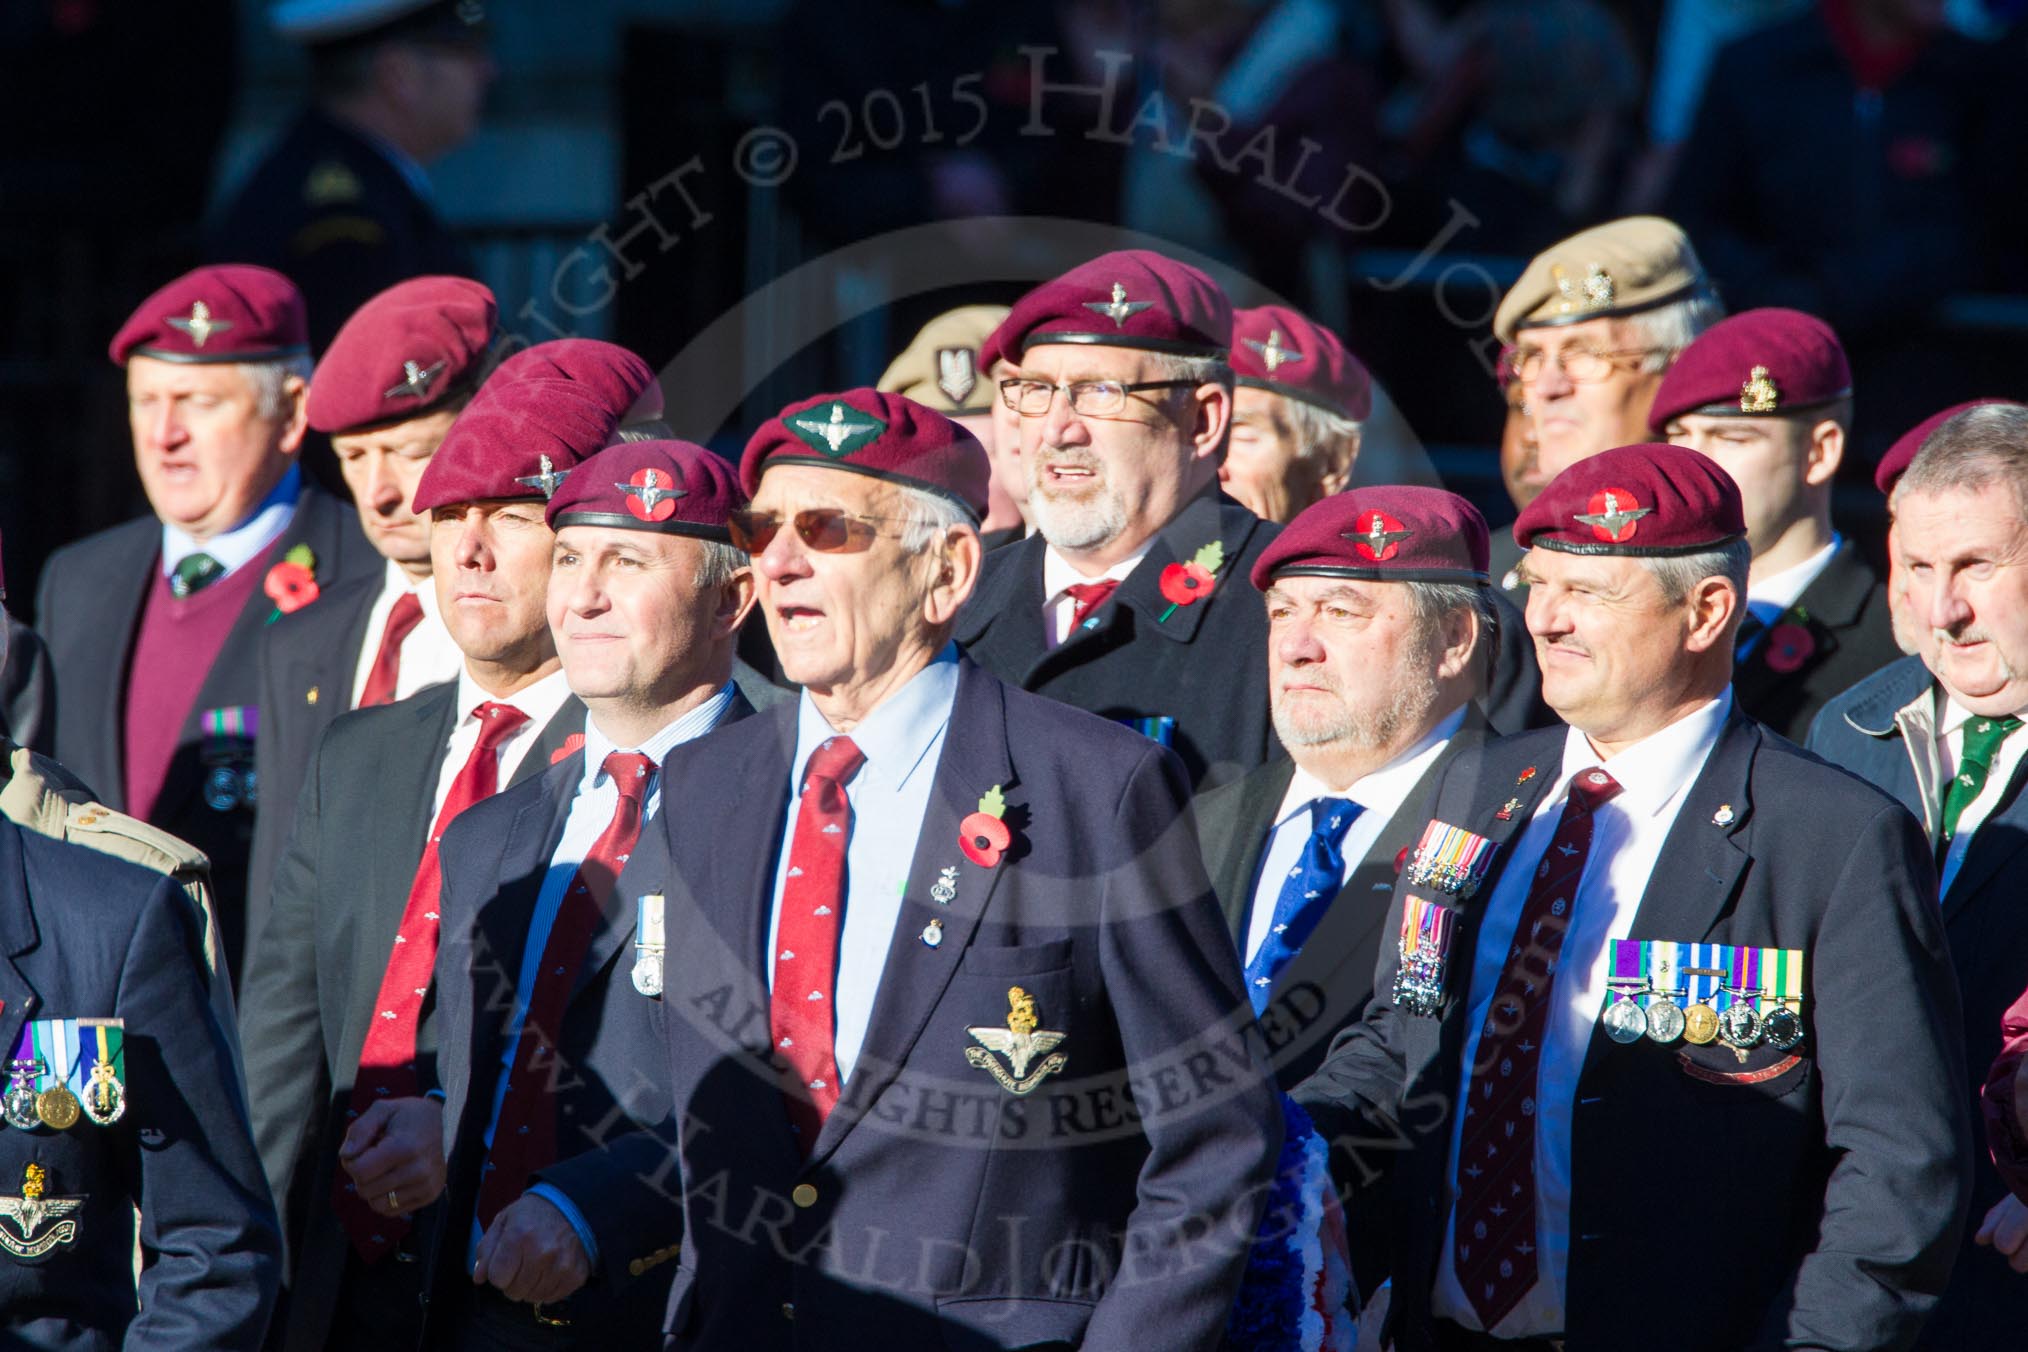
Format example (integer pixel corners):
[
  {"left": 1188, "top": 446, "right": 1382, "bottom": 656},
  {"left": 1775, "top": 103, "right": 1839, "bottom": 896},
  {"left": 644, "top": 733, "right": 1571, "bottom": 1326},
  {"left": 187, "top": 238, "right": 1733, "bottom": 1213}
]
[{"left": 1244, "top": 797, "right": 1361, "bottom": 1015}]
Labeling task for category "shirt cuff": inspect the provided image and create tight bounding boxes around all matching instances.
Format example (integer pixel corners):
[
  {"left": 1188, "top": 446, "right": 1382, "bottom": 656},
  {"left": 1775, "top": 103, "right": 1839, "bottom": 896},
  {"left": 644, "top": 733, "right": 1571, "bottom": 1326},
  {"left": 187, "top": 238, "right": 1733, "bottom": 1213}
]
[{"left": 527, "top": 1182, "right": 599, "bottom": 1271}]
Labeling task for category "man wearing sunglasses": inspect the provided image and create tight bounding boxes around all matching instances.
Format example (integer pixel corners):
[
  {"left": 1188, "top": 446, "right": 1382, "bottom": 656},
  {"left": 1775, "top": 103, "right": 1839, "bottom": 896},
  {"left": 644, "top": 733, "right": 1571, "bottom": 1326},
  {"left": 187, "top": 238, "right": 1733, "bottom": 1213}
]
[
  {"left": 527, "top": 387, "right": 1280, "bottom": 1349},
  {"left": 1487, "top": 217, "right": 1722, "bottom": 591},
  {"left": 957, "top": 249, "right": 1278, "bottom": 792}
]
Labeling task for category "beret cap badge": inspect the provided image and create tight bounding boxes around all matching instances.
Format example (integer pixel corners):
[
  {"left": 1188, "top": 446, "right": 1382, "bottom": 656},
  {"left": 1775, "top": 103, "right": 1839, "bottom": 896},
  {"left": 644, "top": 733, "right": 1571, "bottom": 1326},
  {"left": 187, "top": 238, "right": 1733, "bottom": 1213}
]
[
  {"left": 1084, "top": 282, "right": 1153, "bottom": 329},
  {"left": 935, "top": 348, "right": 977, "bottom": 406},
  {"left": 1739, "top": 364, "right": 1781, "bottom": 415},
  {"left": 619, "top": 466, "right": 686, "bottom": 522},
  {"left": 1573, "top": 488, "right": 1652, "bottom": 544},
  {"left": 514, "top": 455, "right": 569, "bottom": 499},
  {"left": 1242, "top": 329, "right": 1304, "bottom": 375},
  {"left": 1552, "top": 263, "right": 1616, "bottom": 316},
  {"left": 1348, "top": 511, "right": 1413, "bottom": 563},
  {"left": 790, "top": 402, "right": 886, "bottom": 458},
  {"left": 165, "top": 301, "right": 231, "bottom": 349},
  {"left": 385, "top": 359, "right": 447, "bottom": 403}
]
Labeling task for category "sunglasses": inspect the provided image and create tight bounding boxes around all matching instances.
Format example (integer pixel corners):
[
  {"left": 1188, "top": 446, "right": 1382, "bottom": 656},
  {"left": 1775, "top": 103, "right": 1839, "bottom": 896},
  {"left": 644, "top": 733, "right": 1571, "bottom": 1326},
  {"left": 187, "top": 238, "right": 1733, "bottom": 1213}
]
[{"left": 726, "top": 507, "right": 915, "bottom": 555}]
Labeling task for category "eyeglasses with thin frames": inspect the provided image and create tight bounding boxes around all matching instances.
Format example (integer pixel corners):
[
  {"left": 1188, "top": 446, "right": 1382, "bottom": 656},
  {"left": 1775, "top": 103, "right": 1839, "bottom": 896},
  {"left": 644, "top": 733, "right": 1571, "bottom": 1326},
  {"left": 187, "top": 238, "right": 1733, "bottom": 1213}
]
[
  {"left": 997, "top": 377, "right": 1199, "bottom": 418},
  {"left": 726, "top": 506, "right": 916, "bottom": 555},
  {"left": 1505, "top": 346, "right": 1663, "bottom": 385}
]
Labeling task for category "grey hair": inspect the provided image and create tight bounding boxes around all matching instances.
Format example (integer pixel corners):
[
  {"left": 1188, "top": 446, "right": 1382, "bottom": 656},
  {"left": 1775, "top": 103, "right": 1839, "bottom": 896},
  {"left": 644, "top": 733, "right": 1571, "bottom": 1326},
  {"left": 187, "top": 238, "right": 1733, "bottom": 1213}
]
[
  {"left": 1615, "top": 294, "right": 1725, "bottom": 372},
  {"left": 1147, "top": 352, "right": 1236, "bottom": 390},
  {"left": 242, "top": 356, "right": 314, "bottom": 420},
  {"left": 1403, "top": 580, "right": 1497, "bottom": 695},
  {"left": 690, "top": 539, "right": 749, "bottom": 591},
  {"left": 893, "top": 483, "right": 976, "bottom": 553},
  {"left": 1284, "top": 398, "right": 1363, "bottom": 462},
  {"left": 1641, "top": 538, "right": 1751, "bottom": 606},
  {"left": 1892, "top": 402, "right": 2028, "bottom": 521}
]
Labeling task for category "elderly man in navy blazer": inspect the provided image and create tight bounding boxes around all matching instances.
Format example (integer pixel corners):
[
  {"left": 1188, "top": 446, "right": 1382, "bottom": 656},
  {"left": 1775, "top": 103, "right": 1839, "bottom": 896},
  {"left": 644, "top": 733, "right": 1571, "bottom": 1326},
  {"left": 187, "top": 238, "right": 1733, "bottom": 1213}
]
[
  {"left": 425, "top": 440, "right": 762, "bottom": 1345},
  {"left": 517, "top": 388, "right": 1281, "bottom": 1349},
  {"left": 1808, "top": 402, "right": 2028, "bottom": 1348},
  {"left": 1297, "top": 444, "right": 1967, "bottom": 1351}
]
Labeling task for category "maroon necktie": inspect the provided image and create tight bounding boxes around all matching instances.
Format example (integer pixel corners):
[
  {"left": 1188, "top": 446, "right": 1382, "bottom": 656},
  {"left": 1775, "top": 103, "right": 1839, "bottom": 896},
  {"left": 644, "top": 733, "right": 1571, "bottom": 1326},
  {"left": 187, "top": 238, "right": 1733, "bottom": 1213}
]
[
  {"left": 334, "top": 701, "right": 529, "bottom": 1258},
  {"left": 358, "top": 591, "right": 425, "bottom": 709},
  {"left": 769, "top": 735, "right": 864, "bottom": 1152},
  {"left": 1453, "top": 768, "right": 1622, "bottom": 1330},
  {"left": 1062, "top": 579, "right": 1119, "bottom": 632},
  {"left": 476, "top": 751, "right": 654, "bottom": 1230}
]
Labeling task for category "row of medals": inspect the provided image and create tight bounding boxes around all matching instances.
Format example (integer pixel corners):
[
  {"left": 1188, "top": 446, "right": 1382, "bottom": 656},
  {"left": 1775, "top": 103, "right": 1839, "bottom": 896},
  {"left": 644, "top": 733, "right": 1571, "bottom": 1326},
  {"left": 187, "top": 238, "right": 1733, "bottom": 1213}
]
[
  {"left": 1602, "top": 982, "right": 1804, "bottom": 1053},
  {"left": 1, "top": 1059, "right": 124, "bottom": 1132}
]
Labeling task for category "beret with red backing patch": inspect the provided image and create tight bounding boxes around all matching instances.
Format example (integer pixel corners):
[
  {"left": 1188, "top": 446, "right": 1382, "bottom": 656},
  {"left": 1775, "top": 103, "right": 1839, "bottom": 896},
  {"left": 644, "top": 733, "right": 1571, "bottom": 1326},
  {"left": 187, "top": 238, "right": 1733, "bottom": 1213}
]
[
  {"left": 412, "top": 375, "right": 622, "bottom": 512},
  {"left": 1646, "top": 307, "right": 1851, "bottom": 432},
  {"left": 306, "top": 275, "right": 497, "bottom": 434},
  {"left": 1874, "top": 397, "right": 2018, "bottom": 495},
  {"left": 1230, "top": 305, "right": 1372, "bottom": 422},
  {"left": 491, "top": 338, "right": 663, "bottom": 422},
  {"left": 998, "top": 249, "right": 1233, "bottom": 360},
  {"left": 110, "top": 264, "right": 309, "bottom": 365},
  {"left": 741, "top": 388, "right": 990, "bottom": 521},
  {"left": 1252, "top": 486, "right": 1489, "bottom": 588},
  {"left": 546, "top": 440, "right": 743, "bottom": 542},
  {"left": 1514, "top": 442, "right": 1745, "bottom": 557}
]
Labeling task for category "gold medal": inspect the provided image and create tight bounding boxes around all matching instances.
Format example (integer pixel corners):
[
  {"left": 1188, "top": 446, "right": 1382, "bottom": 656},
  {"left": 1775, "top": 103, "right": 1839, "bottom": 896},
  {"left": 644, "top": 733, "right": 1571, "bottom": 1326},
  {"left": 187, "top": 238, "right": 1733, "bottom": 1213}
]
[
  {"left": 1683, "top": 1002, "right": 1720, "bottom": 1044},
  {"left": 35, "top": 1085, "right": 79, "bottom": 1131}
]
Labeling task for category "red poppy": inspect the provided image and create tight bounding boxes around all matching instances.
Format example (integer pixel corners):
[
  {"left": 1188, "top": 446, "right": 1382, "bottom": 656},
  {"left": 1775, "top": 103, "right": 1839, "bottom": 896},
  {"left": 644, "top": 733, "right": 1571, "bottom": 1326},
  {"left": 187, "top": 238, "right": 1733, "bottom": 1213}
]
[
  {"left": 959, "top": 811, "right": 1012, "bottom": 868},
  {"left": 263, "top": 560, "right": 319, "bottom": 614},
  {"left": 1158, "top": 561, "right": 1217, "bottom": 608},
  {"left": 551, "top": 732, "right": 587, "bottom": 765},
  {"left": 1764, "top": 623, "right": 1815, "bottom": 674},
  {"left": 1394, "top": 845, "right": 1410, "bottom": 876}
]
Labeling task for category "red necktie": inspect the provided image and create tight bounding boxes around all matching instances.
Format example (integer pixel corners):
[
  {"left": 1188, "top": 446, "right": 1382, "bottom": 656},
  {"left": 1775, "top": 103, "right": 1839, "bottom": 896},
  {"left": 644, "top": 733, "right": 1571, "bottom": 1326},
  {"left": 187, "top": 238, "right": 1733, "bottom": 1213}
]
[
  {"left": 1062, "top": 579, "right": 1119, "bottom": 632},
  {"left": 476, "top": 751, "right": 655, "bottom": 1229},
  {"left": 769, "top": 735, "right": 864, "bottom": 1152},
  {"left": 358, "top": 591, "right": 426, "bottom": 709},
  {"left": 335, "top": 700, "right": 529, "bottom": 1258},
  {"left": 1453, "top": 768, "right": 1622, "bottom": 1331}
]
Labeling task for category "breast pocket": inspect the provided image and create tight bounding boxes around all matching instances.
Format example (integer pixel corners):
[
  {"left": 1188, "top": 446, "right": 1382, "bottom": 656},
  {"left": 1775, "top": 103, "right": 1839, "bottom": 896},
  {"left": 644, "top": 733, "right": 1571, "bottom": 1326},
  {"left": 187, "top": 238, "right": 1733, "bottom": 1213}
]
[{"left": 959, "top": 940, "right": 1073, "bottom": 977}]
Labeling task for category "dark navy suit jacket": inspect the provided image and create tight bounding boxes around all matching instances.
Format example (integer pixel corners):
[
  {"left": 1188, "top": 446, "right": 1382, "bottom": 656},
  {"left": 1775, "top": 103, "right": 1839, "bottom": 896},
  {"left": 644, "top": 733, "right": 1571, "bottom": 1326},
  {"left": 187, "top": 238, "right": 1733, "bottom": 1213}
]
[
  {"left": 1297, "top": 709, "right": 1969, "bottom": 1352},
  {"left": 538, "top": 658, "right": 1282, "bottom": 1350},
  {"left": 1807, "top": 654, "right": 2028, "bottom": 1349},
  {"left": 0, "top": 822, "right": 279, "bottom": 1349}
]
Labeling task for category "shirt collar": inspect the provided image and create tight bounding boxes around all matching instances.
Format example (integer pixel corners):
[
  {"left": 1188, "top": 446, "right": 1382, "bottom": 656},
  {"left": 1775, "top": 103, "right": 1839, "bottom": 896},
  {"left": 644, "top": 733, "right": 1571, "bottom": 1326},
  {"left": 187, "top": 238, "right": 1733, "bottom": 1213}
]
[
  {"left": 455, "top": 664, "right": 574, "bottom": 732},
  {"left": 792, "top": 643, "right": 961, "bottom": 794},
  {"left": 384, "top": 557, "right": 443, "bottom": 620},
  {"left": 1746, "top": 533, "right": 1840, "bottom": 616},
  {"left": 1938, "top": 692, "right": 2028, "bottom": 739},
  {"left": 160, "top": 466, "right": 303, "bottom": 578},
  {"left": 581, "top": 684, "right": 738, "bottom": 789},
  {"left": 1554, "top": 689, "right": 1732, "bottom": 819},
  {"left": 1272, "top": 705, "right": 1469, "bottom": 830},
  {"left": 1043, "top": 544, "right": 1148, "bottom": 604}
]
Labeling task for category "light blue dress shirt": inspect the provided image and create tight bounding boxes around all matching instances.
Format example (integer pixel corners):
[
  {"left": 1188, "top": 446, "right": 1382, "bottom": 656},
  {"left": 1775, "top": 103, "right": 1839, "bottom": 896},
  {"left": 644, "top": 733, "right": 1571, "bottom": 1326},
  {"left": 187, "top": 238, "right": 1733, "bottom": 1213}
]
[{"left": 481, "top": 685, "right": 736, "bottom": 1268}]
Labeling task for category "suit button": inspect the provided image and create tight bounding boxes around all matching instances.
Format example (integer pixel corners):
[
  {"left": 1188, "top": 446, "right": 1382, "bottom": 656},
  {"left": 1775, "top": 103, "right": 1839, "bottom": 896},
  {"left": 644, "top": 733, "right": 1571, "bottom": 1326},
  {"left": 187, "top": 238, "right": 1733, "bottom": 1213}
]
[
  {"left": 792, "top": 1183, "right": 818, "bottom": 1208},
  {"left": 628, "top": 1259, "right": 645, "bottom": 1277},
  {"left": 781, "top": 1302, "right": 796, "bottom": 1321}
]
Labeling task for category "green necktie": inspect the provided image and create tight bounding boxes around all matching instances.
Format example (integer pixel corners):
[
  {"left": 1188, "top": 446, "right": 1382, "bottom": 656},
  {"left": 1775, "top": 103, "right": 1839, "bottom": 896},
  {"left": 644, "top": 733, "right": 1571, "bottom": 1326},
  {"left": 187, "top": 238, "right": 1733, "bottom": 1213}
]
[
  {"left": 1942, "top": 715, "right": 2023, "bottom": 843},
  {"left": 168, "top": 552, "right": 224, "bottom": 599}
]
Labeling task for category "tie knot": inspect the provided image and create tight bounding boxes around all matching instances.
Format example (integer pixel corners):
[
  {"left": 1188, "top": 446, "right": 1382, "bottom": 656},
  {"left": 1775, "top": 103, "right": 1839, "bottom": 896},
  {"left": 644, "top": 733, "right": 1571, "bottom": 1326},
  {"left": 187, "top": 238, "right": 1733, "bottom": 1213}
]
[
  {"left": 805, "top": 735, "right": 865, "bottom": 787},
  {"left": 1965, "top": 715, "right": 2023, "bottom": 760},
  {"left": 1567, "top": 767, "right": 1623, "bottom": 812},
  {"left": 471, "top": 701, "right": 531, "bottom": 752},
  {"left": 604, "top": 751, "right": 655, "bottom": 801},
  {"left": 387, "top": 589, "right": 424, "bottom": 631},
  {"left": 1064, "top": 579, "right": 1120, "bottom": 607},
  {"left": 1308, "top": 797, "right": 1360, "bottom": 846}
]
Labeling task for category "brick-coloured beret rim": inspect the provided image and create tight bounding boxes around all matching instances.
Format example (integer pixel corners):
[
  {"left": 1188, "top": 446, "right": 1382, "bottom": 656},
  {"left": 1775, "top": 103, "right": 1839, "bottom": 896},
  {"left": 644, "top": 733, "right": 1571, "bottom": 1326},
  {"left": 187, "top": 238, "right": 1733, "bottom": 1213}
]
[
  {"left": 127, "top": 343, "right": 311, "bottom": 365},
  {"left": 552, "top": 511, "right": 733, "bottom": 542},
  {"left": 1527, "top": 532, "right": 1745, "bottom": 558},
  {"left": 1268, "top": 564, "right": 1489, "bottom": 585},
  {"left": 1018, "top": 332, "right": 1230, "bottom": 360},
  {"left": 1683, "top": 390, "right": 1851, "bottom": 420},
  {"left": 754, "top": 453, "right": 982, "bottom": 523},
  {"left": 1233, "top": 376, "right": 1362, "bottom": 422},
  {"left": 1512, "top": 279, "right": 1705, "bottom": 333}
]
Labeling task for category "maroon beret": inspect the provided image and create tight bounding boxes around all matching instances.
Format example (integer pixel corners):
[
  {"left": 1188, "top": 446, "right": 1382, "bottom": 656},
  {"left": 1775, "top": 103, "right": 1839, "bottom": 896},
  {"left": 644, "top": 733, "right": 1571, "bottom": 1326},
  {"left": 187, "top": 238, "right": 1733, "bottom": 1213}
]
[
  {"left": 1230, "top": 305, "right": 1372, "bottom": 422},
  {"left": 1647, "top": 307, "right": 1850, "bottom": 433},
  {"left": 306, "top": 276, "right": 496, "bottom": 434},
  {"left": 491, "top": 339, "right": 662, "bottom": 422},
  {"left": 1874, "top": 397, "right": 2015, "bottom": 495},
  {"left": 547, "top": 440, "right": 743, "bottom": 542},
  {"left": 741, "top": 388, "right": 990, "bottom": 521},
  {"left": 1515, "top": 442, "right": 1745, "bottom": 556},
  {"left": 1251, "top": 486, "right": 1489, "bottom": 589},
  {"left": 999, "top": 249, "right": 1232, "bottom": 360},
  {"left": 110, "top": 264, "right": 309, "bottom": 365},
  {"left": 412, "top": 376, "right": 622, "bottom": 512}
]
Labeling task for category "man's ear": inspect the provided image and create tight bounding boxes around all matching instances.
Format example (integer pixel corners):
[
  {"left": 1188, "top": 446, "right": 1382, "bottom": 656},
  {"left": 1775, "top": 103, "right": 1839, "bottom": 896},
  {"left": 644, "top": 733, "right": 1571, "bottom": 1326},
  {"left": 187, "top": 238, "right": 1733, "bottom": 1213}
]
[
  {"left": 924, "top": 525, "right": 984, "bottom": 627},
  {"left": 1684, "top": 576, "right": 1740, "bottom": 656}
]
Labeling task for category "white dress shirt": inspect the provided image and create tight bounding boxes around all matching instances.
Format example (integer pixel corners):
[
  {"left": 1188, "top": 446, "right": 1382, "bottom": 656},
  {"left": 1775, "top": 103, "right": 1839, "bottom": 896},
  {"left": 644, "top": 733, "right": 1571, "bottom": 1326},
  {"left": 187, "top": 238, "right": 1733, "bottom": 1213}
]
[
  {"left": 1243, "top": 707, "right": 1467, "bottom": 964},
  {"left": 765, "top": 645, "right": 960, "bottom": 1083},
  {"left": 1433, "top": 692, "right": 1730, "bottom": 1336},
  {"left": 1936, "top": 692, "right": 2028, "bottom": 897},
  {"left": 160, "top": 465, "right": 302, "bottom": 581},
  {"left": 1739, "top": 534, "right": 1838, "bottom": 657},
  {"left": 428, "top": 667, "right": 575, "bottom": 820},
  {"left": 1042, "top": 545, "right": 1147, "bottom": 647},
  {"left": 348, "top": 559, "right": 463, "bottom": 707}
]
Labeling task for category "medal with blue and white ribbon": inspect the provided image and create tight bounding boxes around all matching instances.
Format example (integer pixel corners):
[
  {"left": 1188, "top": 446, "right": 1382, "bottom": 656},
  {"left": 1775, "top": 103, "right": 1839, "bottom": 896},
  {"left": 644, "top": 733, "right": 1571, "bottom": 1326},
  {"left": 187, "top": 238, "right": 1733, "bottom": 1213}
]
[
  {"left": 1678, "top": 942, "right": 1727, "bottom": 1045},
  {"left": 30, "top": 1022, "right": 80, "bottom": 1130}
]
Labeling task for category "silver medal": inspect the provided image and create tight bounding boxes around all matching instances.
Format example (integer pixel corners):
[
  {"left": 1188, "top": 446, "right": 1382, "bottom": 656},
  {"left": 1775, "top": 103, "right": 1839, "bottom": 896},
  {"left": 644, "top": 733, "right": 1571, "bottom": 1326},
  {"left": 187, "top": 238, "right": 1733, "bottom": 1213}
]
[
  {"left": 1762, "top": 1006, "right": 1803, "bottom": 1052},
  {"left": 1644, "top": 998, "right": 1686, "bottom": 1044},
  {"left": 1719, "top": 1000, "right": 1761, "bottom": 1048},
  {"left": 1603, "top": 997, "right": 1648, "bottom": 1044}
]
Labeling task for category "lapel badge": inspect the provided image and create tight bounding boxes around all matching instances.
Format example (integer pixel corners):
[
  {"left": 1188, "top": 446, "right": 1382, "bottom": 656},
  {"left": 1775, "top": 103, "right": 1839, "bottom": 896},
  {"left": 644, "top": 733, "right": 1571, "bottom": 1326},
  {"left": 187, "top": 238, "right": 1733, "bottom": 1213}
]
[
  {"left": 1712, "top": 804, "right": 1736, "bottom": 827},
  {"left": 920, "top": 918, "right": 944, "bottom": 948},
  {"left": 515, "top": 454, "right": 569, "bottom": 499},
  {"left": 0, "top": 1165, "right": 83, "bottom": 1261},
  {"left": 1517, "top": 767, "right": 1537, "bottom": 784},
  {"left": 305, "top": 685, "right": 319, "bottom": 707},
  {"left": 931, "top": 866, "right": 959, "bottom": 905},
  {"left": 1084, "top": 281, "right": 1152, "bottom": 328},
  {"left": 1494, "top": 797, "right": 1522, "bottom": 822},
  {"left": 631, "top": 892, "right": 666, "bottom": 997},
  {"left": 959, "top": 786, "right": 1012, "bottom": 868},
  {"left": 964, "top": 987, "right": 1069, "bottom": 1095}
]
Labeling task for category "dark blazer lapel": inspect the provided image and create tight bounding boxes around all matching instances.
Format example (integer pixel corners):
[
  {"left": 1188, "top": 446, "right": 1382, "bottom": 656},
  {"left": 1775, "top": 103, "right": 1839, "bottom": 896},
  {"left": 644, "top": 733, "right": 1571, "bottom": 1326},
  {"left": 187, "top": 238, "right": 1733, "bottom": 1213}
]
[
  {"left": 0, "top": 828, "right": 39, "bottom": 1065},
  {"left": 1734, "top": 543, "right": 1872, "bottom": 704},
  {"left": 470, "top": 768, "right": 577, "bottom": 1078},
  {"left": 509, "top": 698, "right": 587, "bottom": 790},
  {"left": 724, "top": 707, "right": 800, "bottom": 1041},
  {"left": 958, "top": 535, "right": 1053, "bottom": 683},
  {"left": 82, "top": 525, "right": 160, "bottom": 809},
  {"left": 369, "top": 687, "right": 459, "bottom": 935},
  {"left": 810, "top": 661, "right": 1014, "bottom": 1165},
  {"left": 1212, "top": 760, "right": 1295, "bottom": 945},
  {"left": 1102, "top": 492, "right": 1234, "bottom": 648}
]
